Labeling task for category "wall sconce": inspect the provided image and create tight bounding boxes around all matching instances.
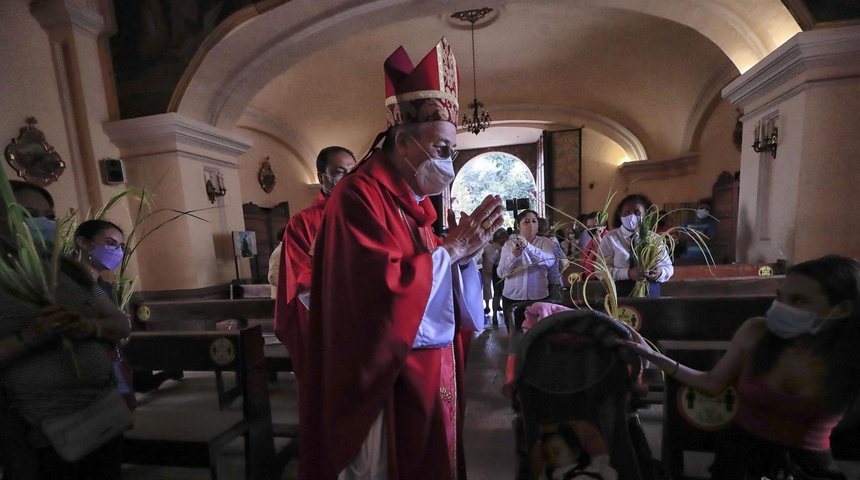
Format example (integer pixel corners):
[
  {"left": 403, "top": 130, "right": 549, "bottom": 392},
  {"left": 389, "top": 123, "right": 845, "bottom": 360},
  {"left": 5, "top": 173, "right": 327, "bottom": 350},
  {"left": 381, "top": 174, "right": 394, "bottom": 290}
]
[
  {"left": 752, "top": 119, "right": 778, "bottom": 158},
  {"left": 205, "top": 171, "right": 227, "bottom": 203}
]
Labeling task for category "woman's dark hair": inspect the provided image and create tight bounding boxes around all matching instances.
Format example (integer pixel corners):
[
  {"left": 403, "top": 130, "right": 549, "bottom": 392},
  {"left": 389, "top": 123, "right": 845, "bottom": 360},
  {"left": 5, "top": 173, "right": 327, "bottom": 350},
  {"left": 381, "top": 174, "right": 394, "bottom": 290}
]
[
  {"left": 493, "top": 228, "right": 509, "bottom": 243},
  {"left": 788, "top": 255, "right": 860, "bottom": 310},
  {"left": 10, "top": 180, "right": 54, "bottom": 209},
  {"left": 74, "top": 219, "right": 124, "bottom": 244},
  {"left": 3, "top": 180, "right": 54, "bottom": 218},
  {"left": 612, "top": 193, "right": 654, "bottom": 228},
  {"left": 754, "top": 255, "right": 860, "bottom": 415},
  {"left": 514, "top": 209, "right": 538, "bottom": 231}
]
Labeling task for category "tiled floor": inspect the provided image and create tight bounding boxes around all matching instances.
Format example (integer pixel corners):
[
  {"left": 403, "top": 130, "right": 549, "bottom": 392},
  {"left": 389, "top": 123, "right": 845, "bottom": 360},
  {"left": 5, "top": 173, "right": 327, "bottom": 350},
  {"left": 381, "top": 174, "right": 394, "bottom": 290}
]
[{"left": 120, "top": 318, "right": 859, "bottom": 479}]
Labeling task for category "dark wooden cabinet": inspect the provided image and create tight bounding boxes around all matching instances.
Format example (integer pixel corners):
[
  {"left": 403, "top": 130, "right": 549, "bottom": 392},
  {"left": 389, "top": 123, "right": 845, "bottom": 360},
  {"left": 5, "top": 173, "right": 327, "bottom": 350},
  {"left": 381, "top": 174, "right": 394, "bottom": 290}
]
[
  {"left": 242, "top": 202, "right": 290, "bottom": 282},
  {"left": 710, "top": 171, "right": 739, "bottom": 264}
]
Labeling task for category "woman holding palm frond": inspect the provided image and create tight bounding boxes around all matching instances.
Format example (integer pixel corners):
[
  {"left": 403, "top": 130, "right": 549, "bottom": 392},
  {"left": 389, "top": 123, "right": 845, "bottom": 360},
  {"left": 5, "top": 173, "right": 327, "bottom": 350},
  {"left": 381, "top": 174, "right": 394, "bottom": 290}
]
[
  {"left": 498, "top": 210, "right": 557, "bottom": 315},
  {"left": 598, "top": 194, "right": 674, "bottom": 297},
  {"left": 0, "top": 181, "right": 130, "bottom": 479}
]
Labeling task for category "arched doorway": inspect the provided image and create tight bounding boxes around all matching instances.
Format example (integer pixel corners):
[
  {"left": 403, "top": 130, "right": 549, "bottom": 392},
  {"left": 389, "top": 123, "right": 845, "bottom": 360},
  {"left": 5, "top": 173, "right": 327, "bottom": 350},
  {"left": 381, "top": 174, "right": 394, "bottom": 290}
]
[{"left": 450, "top": 152, "right": 536, "bottom": 229}]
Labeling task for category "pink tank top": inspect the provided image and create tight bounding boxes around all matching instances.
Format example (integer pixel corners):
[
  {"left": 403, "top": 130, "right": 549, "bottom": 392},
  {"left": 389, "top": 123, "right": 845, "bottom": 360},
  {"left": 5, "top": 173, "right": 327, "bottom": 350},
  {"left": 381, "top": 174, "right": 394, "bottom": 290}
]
[{"left": 734, "top": 368, "right": 843, "bottom": 450}]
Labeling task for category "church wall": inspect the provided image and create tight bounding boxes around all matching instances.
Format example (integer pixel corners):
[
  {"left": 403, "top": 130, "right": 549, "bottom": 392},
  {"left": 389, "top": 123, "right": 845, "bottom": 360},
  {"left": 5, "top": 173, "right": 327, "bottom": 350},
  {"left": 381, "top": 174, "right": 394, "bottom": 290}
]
[
  {"left": 794, "top": 82, "right": 860, "bottom": 261},
  {"left": 609, "top": 99, "right": 741, "bottom": 219},
  {"left": 0, "top": 1, "right": 76, "bottom": 212},
  {"left": 727, "top": 26, "right": 860, "bottom": 264},
  {"left": 580, "top": 129, "right": 626, "bottom": 216},
  {"left": 119, "top": 152, "right": 250, "bottom": 291},
  {"left": 235, "top": 128, "right": 330, "bottom": 215}
]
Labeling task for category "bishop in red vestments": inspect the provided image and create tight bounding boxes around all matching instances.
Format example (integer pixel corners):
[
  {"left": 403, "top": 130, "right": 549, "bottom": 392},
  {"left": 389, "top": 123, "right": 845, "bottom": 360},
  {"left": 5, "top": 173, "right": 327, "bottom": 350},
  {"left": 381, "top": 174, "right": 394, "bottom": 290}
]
[
  {"left": 274, "top": 146, "right": 355, "bottom": 385},
  {"left": 299, "top": 38, "right": 505, "bottom": 480}
]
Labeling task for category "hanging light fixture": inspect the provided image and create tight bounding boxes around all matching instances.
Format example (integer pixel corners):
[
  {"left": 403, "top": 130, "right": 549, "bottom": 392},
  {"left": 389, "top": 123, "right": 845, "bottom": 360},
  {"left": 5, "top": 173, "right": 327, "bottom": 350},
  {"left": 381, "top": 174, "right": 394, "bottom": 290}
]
[{"left": 451, "top": 8, "right": 493, "bottom": 135}]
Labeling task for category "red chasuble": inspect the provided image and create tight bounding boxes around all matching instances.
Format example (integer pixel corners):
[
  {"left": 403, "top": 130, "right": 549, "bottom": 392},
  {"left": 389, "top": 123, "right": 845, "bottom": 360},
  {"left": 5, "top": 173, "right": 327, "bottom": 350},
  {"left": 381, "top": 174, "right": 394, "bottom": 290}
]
[
  {"left": 301, "top": 149, "right": 469, "bottom": 479},
  {"left": 274, "top": 191, "right": 327, "bottom": 384}
]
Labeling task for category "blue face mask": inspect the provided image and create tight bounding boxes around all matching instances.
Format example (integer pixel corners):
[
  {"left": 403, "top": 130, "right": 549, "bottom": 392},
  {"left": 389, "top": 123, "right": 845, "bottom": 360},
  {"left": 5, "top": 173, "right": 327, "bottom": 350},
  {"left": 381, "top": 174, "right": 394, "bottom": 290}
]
[
  {"left": 24, "top": 217, "right": 56, "bottom": 243},
  {"left": 696, "top": 209, "right": 710, "bottom": 220},
  {"left": 766, "top": 300, "right": 837, "bottom": 338},
  {"left": 91, "top": 245, "right": 124, "bottom": 271}
]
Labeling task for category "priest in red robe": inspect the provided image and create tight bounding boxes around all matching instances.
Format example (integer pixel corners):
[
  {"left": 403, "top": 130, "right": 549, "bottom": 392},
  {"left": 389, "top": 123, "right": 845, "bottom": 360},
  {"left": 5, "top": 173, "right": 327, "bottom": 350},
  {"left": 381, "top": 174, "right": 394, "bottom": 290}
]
[
  {"left": 273, "top": 146, "right": 355, "bottom": 385},
  {"left": 300, "top": 38, "right": 505, "bottom": 479}
]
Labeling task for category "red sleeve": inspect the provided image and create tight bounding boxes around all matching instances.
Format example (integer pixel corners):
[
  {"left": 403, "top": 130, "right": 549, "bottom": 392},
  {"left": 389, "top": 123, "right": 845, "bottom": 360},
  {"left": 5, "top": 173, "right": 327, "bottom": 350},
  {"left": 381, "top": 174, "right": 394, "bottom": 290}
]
[{"left": 284, "top": 213, "right": 315, "bottom": 295}]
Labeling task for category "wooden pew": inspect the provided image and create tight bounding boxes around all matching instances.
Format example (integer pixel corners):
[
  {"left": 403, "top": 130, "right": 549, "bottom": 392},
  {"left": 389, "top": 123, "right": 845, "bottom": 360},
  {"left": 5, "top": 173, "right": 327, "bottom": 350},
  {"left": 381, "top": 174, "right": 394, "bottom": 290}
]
[
  {"left": 130, "top": 298, "right": 292, "bottom": 402},
  {"left": 563, "top": 262, "right": 784, "bottom": 303},
  {"left": 616, "top": 295, "right": 773, "bottom": 342},
  {"left": 122, "top": 326, "right": 293, "bottom": 480},
  {"left": 132, "top": 298, "right": 275, "bottom": 332},
  {"left": 230, "top": 283, "right": 273, "bottom": 299},
  {"left": 567, "top": 276, "right": 782, "bottom": 305}
]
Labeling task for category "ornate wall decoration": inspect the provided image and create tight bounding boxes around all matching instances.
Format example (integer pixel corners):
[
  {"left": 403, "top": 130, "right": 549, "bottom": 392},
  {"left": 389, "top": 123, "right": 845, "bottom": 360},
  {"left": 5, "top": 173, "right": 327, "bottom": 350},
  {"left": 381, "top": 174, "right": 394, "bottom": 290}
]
[
  {"left": 4, "top": 117, "right": 65, "bottom": 186},
  {"left": 258, "top": 157, "right": 276, "bottom": 193}
]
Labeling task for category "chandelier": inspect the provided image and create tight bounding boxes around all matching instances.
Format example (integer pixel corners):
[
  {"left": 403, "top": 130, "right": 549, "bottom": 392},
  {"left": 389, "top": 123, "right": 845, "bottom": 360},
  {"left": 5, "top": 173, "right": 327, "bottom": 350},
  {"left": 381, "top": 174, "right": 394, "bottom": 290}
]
[{"left": 451, "top": 8, "right": 493, "bottom": 135}]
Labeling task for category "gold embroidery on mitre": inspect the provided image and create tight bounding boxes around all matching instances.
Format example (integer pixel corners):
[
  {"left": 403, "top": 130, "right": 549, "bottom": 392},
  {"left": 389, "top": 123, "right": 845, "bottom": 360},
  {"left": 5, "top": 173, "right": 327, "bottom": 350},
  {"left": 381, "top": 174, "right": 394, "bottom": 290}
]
[
  {"left": 437, "top": 40, "right": 458, "bottom": 99},
  {"left": 385, "top": 90, "right": 458, "bottom": 105}
]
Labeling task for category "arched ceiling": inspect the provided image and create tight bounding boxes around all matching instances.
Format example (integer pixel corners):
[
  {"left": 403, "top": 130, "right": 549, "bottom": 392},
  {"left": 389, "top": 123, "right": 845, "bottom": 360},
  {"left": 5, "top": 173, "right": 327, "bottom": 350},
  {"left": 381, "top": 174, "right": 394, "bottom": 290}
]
[{"left": 175, "top": 0, "right": 800, "bottom": 171}]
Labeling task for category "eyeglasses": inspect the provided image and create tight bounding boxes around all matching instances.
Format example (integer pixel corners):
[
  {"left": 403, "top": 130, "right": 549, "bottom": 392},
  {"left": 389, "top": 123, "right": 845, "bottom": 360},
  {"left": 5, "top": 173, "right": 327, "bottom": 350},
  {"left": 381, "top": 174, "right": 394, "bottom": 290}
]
[
  {"left": 407, "top": 133, "right": 458, "bottom": 161},
  {"left": 90, "top": 238, "right": 125, "bottom": 251},
  {"left": 432, "top": 144, "right": 459, "bottom": 161}
]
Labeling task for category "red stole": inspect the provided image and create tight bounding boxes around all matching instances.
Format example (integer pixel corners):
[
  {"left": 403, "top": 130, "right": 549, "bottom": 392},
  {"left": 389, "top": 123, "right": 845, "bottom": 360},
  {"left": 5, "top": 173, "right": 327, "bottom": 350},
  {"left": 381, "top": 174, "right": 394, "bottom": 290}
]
[{"left": 300, "top": 149, "right": 468, "bottom": 479}]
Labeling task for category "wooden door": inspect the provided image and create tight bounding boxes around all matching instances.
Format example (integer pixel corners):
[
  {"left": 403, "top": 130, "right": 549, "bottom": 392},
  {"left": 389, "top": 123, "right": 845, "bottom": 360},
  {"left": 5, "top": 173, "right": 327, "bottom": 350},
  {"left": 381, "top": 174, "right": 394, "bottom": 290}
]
[
  {"left": 242, "top": 202, "right": 290, "bottom": 282},
  {"left": 710, "top": 171, "right": 739, "bottom": 264}
]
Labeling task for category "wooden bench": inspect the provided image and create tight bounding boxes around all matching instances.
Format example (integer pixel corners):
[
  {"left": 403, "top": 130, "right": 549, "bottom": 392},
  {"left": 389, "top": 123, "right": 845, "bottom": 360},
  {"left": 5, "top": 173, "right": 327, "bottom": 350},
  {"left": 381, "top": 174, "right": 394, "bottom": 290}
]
[
  {"left": 132, "top": 298, "right": 275, "bottom": 332},
  {"left": 563, "top": 262, "right": 784, "bottom": 302},
  {"left": 122, "top": 326, "right": 293, "bottom": 480},
  {"left": 230, "top": 283, "right": 273, "bottom": 299}
]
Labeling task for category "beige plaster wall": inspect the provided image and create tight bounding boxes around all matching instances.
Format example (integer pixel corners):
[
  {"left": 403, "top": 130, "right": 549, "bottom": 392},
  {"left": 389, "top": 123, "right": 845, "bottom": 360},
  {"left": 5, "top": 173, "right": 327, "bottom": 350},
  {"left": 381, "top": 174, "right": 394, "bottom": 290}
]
[
  {"left": 234, "top": 128, "right": 319, "bottom": 214},
  {"left": 0, "top": 1, "right": 76, "bottom": 212},
  {"left": 122, "top": 155, "right": 245, "bottom": 290},
  {"left": 794, "top": 82, "right": 860, "bottom": 261},
  {"left": 610, "top": 99, "right": 742, "bottom": 215},
  {"left": 736, "top": 81, "right": 860, "bottom": 264},
  {"left": 580, "top": 129, "right": 627, "bottom": 216}
]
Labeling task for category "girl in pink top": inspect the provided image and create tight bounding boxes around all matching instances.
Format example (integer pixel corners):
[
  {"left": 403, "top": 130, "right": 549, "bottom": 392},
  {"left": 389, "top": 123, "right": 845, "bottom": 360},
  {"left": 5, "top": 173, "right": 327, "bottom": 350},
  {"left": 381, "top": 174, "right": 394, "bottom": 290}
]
[{"left": 620, "top": 255, "right": 860, "bottom": 479}]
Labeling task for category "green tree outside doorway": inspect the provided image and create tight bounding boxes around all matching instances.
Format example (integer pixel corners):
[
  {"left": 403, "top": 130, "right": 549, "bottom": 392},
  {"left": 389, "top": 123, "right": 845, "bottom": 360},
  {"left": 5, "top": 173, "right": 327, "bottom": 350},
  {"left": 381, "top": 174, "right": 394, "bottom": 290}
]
[{"left": 451, "top": 152, "right": 536, "bottom": 229}]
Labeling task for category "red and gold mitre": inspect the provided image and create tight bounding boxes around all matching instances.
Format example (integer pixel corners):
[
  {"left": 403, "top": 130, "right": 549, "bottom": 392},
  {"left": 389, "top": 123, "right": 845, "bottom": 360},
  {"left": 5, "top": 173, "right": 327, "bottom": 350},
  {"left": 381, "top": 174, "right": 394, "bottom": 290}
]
[{"left": 384, "top": 37, "right": 459, "bottom": 128}]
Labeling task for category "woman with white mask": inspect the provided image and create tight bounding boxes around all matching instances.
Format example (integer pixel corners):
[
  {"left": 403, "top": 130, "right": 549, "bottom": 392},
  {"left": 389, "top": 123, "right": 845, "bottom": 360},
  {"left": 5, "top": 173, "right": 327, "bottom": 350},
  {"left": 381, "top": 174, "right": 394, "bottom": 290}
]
[
  {"left": 620, "top": 255, "right": 860, "bottom": 479},
  {"left": 597, "top": 193, "right": 673, "bottom": 297}
]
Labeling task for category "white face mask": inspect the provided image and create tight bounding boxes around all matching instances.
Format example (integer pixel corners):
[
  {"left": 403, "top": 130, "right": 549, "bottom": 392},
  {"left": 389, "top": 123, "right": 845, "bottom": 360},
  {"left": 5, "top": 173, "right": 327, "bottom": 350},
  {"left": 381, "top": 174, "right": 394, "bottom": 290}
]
[
  {"left": 620, "top": 214, "right": 639, "bottom": 232},
  {"left": 320, "top": 173, "right": 345, "bottom": 196},
  {"left": 696, "top": 209, "right": 710, "bottom": 220},
  {"left": 405, "top": 134, "right": 455, "bottom": 196},
  {"left": 765, "top": 300, "right": 837, "bottom": 339}
]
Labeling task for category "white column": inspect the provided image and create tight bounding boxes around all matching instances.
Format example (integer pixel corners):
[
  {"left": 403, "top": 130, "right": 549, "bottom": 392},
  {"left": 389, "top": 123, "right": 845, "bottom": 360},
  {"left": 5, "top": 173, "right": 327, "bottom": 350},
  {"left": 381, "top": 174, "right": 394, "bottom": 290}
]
[
  {"left": 723, "top": 25, "right": 860, "bottom": 263},
  {"left": 104, "top": 113, "right": 253, "bottom": 291}
]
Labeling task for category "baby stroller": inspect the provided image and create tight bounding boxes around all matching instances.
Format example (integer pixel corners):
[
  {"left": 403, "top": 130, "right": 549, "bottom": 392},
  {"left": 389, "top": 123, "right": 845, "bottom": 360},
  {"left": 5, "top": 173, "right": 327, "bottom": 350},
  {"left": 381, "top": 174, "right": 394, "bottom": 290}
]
[{"left": 510, "top": 308, "right": 646, "bottom": 480}]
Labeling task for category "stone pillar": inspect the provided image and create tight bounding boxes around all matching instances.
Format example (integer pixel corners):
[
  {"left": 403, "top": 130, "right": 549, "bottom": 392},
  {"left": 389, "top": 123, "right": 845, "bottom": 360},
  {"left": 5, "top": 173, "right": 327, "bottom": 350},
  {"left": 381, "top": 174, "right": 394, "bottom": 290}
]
[
  {"left": 104, "top": 113, "right": 253, "bottom": 291},
  {"left": 723, "top": 25, "right": 860, "bottom": 263},
  {"left": 30, "top": 0, "right": 120, "bottom": 211}
]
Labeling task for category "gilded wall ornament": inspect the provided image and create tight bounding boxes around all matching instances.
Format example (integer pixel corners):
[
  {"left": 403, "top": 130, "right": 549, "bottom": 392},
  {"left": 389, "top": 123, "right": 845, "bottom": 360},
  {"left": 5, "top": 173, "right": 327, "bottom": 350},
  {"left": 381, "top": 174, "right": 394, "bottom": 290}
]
[
  {"left": 4, "top": 117, "right": 65, "bottom": 186},
  {"left": 258, "top": 157, "right": 276, "bottom": 193}
]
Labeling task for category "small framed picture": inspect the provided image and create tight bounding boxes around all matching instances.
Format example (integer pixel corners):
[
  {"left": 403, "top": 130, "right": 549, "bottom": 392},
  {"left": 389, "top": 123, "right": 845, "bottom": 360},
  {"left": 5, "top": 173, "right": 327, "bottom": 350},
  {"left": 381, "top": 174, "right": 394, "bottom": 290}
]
[{"left": 232, "top": 231, "right": 257, "bottom": 258}]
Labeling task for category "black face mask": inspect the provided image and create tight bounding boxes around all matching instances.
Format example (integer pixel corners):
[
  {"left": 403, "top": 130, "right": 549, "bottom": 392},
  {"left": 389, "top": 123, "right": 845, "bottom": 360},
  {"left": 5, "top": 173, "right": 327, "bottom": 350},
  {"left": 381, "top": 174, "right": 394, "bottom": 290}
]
[{"left": 587, "top": 227, "right": 599, "bottom": 234}]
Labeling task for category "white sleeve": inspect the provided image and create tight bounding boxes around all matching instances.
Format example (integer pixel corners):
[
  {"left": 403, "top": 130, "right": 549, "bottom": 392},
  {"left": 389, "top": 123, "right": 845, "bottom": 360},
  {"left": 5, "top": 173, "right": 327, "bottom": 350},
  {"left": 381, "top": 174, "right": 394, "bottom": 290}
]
[
  {"left": 453, "top": 259, "right": 484, "bottom": 332},
  {"left": 412, "top": 248, "right": 456, "bottom": 348}
]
